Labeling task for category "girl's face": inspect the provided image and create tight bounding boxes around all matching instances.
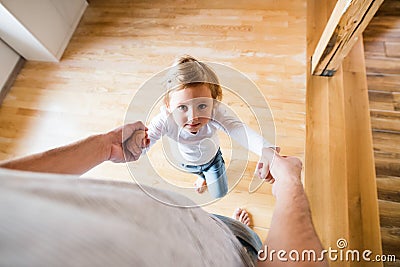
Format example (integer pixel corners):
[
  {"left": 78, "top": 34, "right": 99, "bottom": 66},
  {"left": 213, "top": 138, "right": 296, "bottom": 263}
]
[{"left": 168, "top": 84, "right": 214, "bottom": 134}]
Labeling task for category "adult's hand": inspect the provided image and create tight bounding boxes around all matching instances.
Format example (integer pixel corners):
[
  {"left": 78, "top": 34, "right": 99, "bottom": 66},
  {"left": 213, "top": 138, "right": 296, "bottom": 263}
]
[
  {"left": 270, "top": 154, "right": 302, "bottom": 182},
  {"left": 255, "top": 147, "right": 281, "bottom": 184},
  {"left": 270, "top": 153, "right": 303, "bottom": 197},
  {"left": 107, "top": 121, "right": 149, "bottom": 163}
]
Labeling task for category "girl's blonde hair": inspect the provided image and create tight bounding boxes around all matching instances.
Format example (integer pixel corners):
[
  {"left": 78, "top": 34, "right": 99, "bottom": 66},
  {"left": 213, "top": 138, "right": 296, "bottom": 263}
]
[{"left": 164, "top": 55, "right": 222, "bottom": 106}]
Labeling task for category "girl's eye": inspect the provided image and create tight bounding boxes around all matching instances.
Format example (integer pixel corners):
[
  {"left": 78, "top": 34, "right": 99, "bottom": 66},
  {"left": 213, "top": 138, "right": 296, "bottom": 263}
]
[
  {"left": 177, "top": 105, "right": 188, "bottom": 111},
  {"left": 198, "top": 104, "right": 207, "bottom": 110}
]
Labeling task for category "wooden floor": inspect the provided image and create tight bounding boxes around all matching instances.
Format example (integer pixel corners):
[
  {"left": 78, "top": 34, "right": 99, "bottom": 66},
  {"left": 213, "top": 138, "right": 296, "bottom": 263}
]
[
  {"left": 363, "top": 0, "right": 400, "bottom": 265},
  {"left": 0, "top": 0, "right": 306, "bottom": 241}
]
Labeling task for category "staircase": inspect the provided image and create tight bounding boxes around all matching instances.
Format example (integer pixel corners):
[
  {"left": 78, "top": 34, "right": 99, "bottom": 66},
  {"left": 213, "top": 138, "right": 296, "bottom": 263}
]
[{"left": 363, "top": 0, "right": 400, "bottom": 266}]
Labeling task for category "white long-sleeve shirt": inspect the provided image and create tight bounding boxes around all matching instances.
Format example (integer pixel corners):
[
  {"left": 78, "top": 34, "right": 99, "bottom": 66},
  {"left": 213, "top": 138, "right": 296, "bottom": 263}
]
[{"left": 146, "top": 103, "right": 274, "bottom": 165}]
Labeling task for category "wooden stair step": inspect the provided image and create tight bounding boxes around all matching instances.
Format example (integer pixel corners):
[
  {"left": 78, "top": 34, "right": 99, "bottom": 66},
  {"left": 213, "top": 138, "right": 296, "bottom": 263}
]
[
  {"left": 375, "top": 155, "right": 400, "bottom": 177},
  {"left": 378, "top": 200, "right": 400, "bottom": 228},
  {"left": 364, "top": 16, "right": 400, "bottom": 42},
  {"left": 380, "top": 226, "right": 400, "bottom": 261},
  {"left": 370, "top": 109, "right": 400, "bottom": 132},
  {"left": 375, "top": 0, "right": 400, "bottom": 17},
  {"left": 365, "top": 57, "right": 400, "bottom": 75},
  {"left": 364, "top": 40, "right": 386, "bottom": 58},
  {"left": 376, "top": 175, "right": 400, "bottom": 203},
  {"left": 372, "top": 130, "right": 400, "bottom": 154},
  {"left": 386, "top": 41, "right": 400, "bottom": 58},
  {"left": 363, "top": 40, "right": 400, "bottom": 58},
  {"left": 372, "top": 130, "right": 400, "bottom": 185},
  {"left": 373, "top": 135, "right": 400, "bottom": 175},
  {"left": 368, "top": 90, "right": 399, "bottom": 111},
  {"left": 367, "top": 74, "right": 400, "bottom": 93}
]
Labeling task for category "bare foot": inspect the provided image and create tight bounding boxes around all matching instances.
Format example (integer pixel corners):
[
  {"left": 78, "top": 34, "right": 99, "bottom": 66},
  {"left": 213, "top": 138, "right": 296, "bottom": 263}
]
[
  {"left": 232, "top": 208, "right": 251, "bottom": 226},
  {"left": 194, "top": 177, "right": 207, "bottom": 194}
]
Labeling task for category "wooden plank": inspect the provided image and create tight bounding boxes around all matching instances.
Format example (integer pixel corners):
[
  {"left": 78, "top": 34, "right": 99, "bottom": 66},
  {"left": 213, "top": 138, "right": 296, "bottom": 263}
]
[
  {"left": 376, "top": 176, "right": 400, "bottom": 203},
  {"left": 363, "top": 19, "right": 400, "bottom": 55},
  {"left": 306, "top": 1, "right": 339, "bottom": 258},
  {"left": 363, "top": 16, "right": 400, "bottom": 43},
  {"left": 342, "top": 37, "right": 382, "bottom": 263},
  {"left": 311, "top": 0, "right": 384, "bottom": 76},
  {"left": 368, "top": 90, "right": 395, "bottom": 111},
  {"left": 367, "top": 74, "right": 400, "bottom": 93},
  {"left": 393, "top": 93, "right": 400, "bottom": 111},
  {"left": 375, "top": 0, "right": 400, "bottom": 16},
  {"left": 385, "top": 42, "right": 400, "bottom": 57},
  {"left": 370, "top": 110, "right": 400, "bottom": 132},
  {"left": 365, "top": 57, "right": 400, "bottom": 75},
  {"left": 363, "top": 40, "right": 386, "bottom": 57},
  {"left": 89, "top": 0, "right": 307, "bottom": 13},
  {"left": 372, "top": 126, "right": 400, "bottom": 179},
  {"left": 364, "top": 32, "right": 400, "bottom": 43},
  {"left": 372, "top": 130, "right": 400, "bottom": 156},
  {"left": 305, "top": 75, "right": 337, "bottom": 254},
  {"left": 380, "top": 226, "right": 400, "bottom": 261},
  {"left": 374, "top": 153, "right": 400, "bottom": 177},
  {"left": 327, "top": 66, "right": 353, "bottom": 253},
  {"left": 379, "top": 200, "right": 400, "bottom": 228}
]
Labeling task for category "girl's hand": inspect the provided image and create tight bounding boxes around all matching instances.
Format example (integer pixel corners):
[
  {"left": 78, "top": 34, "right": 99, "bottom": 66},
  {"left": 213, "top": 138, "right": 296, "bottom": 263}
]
[{"left": 255, "top": 147, "right": 280, "bottom": 183}]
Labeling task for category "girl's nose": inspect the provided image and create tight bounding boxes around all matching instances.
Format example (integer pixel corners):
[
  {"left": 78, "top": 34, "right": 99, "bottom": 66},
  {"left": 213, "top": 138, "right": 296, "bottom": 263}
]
[{"left": 187, "top": 107, "right": 198, "bottom": 121}]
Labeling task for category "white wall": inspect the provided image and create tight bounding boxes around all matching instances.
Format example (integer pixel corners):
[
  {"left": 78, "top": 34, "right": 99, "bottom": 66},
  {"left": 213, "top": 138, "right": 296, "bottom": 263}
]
[
  {"left": 0, "top": 39, "right": 20, "bottom": 92},
  {"left": 0, "top": 4, "right": 56, "bottom": 61},
  {"left": 0, "top": 0, "right": 87, "bottom": 62}
]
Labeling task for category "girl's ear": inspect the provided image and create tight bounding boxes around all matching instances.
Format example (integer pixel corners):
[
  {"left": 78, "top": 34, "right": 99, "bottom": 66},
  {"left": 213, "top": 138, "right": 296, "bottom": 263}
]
[
  {"left": 164, "top": 97, "right": 171, "bottom": 113},
  {"left": 165, "top": 104, "right": 172, "bottom": 113}
]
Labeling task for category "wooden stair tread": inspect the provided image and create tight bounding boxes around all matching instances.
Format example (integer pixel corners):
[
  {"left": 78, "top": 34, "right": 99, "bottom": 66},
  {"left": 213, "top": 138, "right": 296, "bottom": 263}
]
[
  {"left": 376, "top": 176, "right": 400, "bottom": 203},
  {"left": 380, "top": 226, "right": 400, "bottom": 260},
  {"left": 374, "top": 157, "right": 400, "bottom": 178},
  {"left": 370, "top": 109, "right": 400, "bottom": 133},
  {"left": 378, "top": 200, "right": 400, "bottom": 228},
  {"left": 375, "top": 0, "right": 400, "bottom": 17},
  {"left": 364, "top": 40, "right": 400, "bottom": 58},
  {"left": 369, "top": 90, "right": 400, "bottom": 111},
  {"left": 364, "top": 16, "right": 400, "bottom": 43},
  {"left": 373, "top": 130, "right": 400, "bottom": 149},
  {"left": 365, "top": 57, "right": 400, "bottom": 75},
  {"left": 367, "top": 74, "right": 400, "bottom": 93},
  {"left": 386, "top": 42, "right": 400, "bottom": 58}
]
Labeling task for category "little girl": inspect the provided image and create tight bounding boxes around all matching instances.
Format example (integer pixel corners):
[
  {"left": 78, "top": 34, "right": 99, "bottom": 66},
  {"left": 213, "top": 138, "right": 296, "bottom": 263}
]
[{"left": 145, "top": 55, "right": 278, "bottom": 199}]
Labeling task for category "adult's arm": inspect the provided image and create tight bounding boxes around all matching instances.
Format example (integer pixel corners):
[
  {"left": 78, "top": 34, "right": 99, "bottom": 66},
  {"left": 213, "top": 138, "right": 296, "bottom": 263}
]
[
  {"left": 257, "top": 150, "right": 328, "bottom": 266},
  {"left": 0, "top": 122, "right": 148, "bottom": 175}
]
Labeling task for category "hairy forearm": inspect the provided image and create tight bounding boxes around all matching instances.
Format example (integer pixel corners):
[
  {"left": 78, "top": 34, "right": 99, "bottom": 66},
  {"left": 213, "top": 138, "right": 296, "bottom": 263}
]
[
  {"left": 258, "top": 180, "right": 327, "bottom": 266},
  {"left": 0, "top": 134, "right": 110, "bottom": 175},
  {"left": 270, "top": 181, "right": 322, "bottom": 248}
]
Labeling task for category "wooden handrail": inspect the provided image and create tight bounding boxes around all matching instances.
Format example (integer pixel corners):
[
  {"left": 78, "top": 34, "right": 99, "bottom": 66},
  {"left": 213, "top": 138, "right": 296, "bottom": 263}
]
[{"left": 311, "top": 0, "right": 383, "bottom": 76}]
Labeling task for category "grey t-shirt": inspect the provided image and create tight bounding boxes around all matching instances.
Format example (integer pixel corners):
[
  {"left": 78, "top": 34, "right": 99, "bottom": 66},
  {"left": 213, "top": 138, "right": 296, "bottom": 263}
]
[{"left": 0, "top": 168, "right": 253, "bottom": 267}]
